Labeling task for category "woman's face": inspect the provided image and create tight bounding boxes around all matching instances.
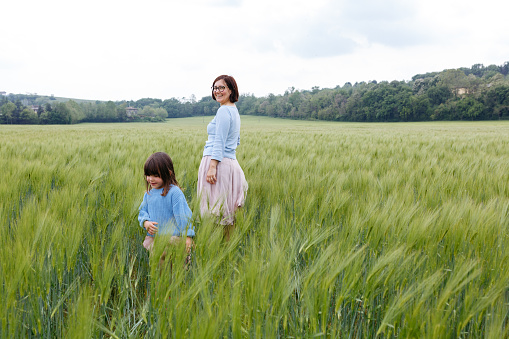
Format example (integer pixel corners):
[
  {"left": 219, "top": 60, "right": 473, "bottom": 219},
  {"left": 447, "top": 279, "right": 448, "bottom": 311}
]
[{"left": 213, "top": 79, "right": 232, "bottom": 105}]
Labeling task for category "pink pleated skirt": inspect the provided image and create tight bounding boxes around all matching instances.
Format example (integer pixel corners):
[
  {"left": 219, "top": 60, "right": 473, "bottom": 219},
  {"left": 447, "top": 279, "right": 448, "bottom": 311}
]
[{"left": 197, "top": 156, "right": 248, "bottom": 225}]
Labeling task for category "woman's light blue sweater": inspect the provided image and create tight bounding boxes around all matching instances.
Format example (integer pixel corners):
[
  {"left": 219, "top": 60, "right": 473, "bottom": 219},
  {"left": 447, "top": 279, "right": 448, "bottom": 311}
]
[
  {"left": 203, "top": 105, "right": 240, "bottom": 161},
  {"left": 138, "top": 185, "right": 195, "bottom": 237}
]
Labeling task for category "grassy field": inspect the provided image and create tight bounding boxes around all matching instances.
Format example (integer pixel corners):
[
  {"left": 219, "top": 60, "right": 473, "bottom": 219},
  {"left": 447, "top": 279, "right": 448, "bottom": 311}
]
[{"left": 1, "top": 117, "right": 508, "bottom": 338}]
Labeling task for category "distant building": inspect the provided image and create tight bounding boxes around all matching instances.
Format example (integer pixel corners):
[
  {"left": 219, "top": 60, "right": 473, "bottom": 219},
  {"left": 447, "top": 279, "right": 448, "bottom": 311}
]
[
  {"left": 454, "top": 87, "right": 470, "bottom": 96},
  {"left": 126, "top": 106, "right": 138, "bottom": 117},
  {"left": 0, "top": 91, "right": 6, "bottom": 96},
  {"left": 30, "top": 105, "right": 40, "bottom": 114}
]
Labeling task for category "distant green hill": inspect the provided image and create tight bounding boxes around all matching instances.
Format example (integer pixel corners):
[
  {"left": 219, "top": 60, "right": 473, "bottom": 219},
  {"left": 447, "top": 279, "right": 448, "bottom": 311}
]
[{"left": 2, "top": 61, "right": 509, "bottom": 124}]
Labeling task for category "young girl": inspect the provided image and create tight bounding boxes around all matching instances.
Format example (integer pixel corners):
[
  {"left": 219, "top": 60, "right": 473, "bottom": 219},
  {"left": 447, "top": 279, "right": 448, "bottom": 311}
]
[{"left": 138, "top": 152, "right": 194, "bottom": 253}]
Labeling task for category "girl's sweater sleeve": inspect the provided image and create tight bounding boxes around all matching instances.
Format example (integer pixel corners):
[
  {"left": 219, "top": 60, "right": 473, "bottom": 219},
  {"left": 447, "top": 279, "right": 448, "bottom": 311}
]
[
  {"left": 138, "top": 193, "right": 150, "bottom": 228},
  {"left": 211, "top": 107, "right": 231, "bottom": 162},
  {"left": 172, "top": 189, "right": 195, "bottom": 237}
]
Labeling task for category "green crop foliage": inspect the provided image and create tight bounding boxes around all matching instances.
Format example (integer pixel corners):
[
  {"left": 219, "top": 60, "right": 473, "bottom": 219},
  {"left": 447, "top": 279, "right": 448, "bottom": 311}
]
[{"left": 1, "top": 118, "right": 508, "bottom": 338}]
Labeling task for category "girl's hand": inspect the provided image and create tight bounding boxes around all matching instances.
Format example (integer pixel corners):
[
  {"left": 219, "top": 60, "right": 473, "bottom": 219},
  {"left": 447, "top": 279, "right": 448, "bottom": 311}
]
[{"left": 143, "top": 221, "right": 158, "bottom": 235}]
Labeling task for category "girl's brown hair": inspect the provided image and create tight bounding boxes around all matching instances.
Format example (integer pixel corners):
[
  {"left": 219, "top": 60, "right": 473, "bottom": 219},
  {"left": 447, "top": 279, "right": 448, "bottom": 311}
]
[{"left": 143, "top": 152, "right": 180, "bottom": 196}]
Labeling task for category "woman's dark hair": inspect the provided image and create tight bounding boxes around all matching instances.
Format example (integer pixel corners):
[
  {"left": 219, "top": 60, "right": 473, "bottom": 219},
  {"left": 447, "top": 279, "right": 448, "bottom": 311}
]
[
  {"left": 143, "top": 152, "right": 180, "bottom": 196},
  {"left": 211, "top": 75, "right": 239, "bottom": 103}
]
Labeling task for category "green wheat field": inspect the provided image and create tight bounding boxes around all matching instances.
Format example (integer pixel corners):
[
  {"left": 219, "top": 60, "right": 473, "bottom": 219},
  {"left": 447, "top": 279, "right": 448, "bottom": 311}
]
[{"left": 1, "top": 117, "right": 508, "bottom": 338}]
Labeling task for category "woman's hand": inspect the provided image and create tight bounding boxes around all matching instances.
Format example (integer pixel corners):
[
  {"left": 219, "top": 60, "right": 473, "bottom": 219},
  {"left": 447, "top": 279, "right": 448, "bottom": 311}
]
[
  {"left": 206, "top": 160, "right": 219, "bottom": 184},
  {"left": 143, "top": 220, "right": 158, "bottom": 235}
]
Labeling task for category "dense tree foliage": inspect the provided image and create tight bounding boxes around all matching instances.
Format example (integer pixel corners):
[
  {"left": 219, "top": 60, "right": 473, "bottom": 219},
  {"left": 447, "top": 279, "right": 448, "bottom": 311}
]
[{"left": 2, "top": 62, "right": 508, "bottom": 124}]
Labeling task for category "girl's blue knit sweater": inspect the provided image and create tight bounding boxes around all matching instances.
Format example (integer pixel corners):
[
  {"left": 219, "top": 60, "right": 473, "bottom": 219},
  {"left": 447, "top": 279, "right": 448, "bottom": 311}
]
[{"left": 138, "top": 185, "right": 195, "bottom": 237}]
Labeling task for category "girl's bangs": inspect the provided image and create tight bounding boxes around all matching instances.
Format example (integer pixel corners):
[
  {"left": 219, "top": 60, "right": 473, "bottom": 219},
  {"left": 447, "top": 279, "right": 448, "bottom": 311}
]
[{"left": 144, "top": 160, "right": 160, "bottom": 177}]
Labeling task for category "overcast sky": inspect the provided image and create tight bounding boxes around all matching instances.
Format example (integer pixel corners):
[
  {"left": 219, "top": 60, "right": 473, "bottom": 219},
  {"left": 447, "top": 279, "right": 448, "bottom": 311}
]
[{"left": 1, "top": 0, "right": 508, "bottom": 102}]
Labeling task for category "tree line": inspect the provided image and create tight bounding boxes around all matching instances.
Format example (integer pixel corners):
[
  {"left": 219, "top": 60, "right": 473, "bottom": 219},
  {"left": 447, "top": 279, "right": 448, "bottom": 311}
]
[
  {"left": 0, "top": 99, "right": 173, "bottom": 125},
  {"left": 2, "top": 62, "right": 508, "bottom": 125}
]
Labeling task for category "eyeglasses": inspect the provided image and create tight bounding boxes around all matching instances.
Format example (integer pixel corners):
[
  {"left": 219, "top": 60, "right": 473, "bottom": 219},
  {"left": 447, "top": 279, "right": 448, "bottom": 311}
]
[{"left": 211, "top": 86, "right": 226, "bottom": 92}]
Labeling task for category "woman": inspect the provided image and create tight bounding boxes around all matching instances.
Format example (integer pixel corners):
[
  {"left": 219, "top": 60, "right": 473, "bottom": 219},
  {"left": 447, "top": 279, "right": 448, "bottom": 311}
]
[{"left": 197, "top": 75, "right": 248, "bottom": 239}]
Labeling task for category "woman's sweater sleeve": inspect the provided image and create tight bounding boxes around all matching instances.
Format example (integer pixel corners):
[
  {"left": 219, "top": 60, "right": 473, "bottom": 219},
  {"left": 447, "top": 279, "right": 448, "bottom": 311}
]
[
  {"left": 172, "top": 189, "right": 195, "bottom": 237},
  {"left": 211, "top": 107, "right": 231, "bottom": 162}
]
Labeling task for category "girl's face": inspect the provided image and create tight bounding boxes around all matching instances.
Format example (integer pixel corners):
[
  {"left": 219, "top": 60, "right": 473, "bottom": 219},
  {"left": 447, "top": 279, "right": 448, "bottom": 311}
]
[
  {"left": 213, "top": 79, "right": 232, "bottom": 105},
  {"left": 146, "top": 175, "right": 164, "bottom": 189}
]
